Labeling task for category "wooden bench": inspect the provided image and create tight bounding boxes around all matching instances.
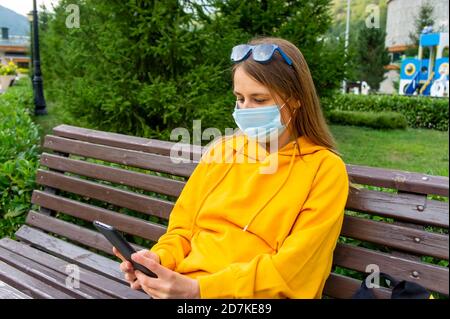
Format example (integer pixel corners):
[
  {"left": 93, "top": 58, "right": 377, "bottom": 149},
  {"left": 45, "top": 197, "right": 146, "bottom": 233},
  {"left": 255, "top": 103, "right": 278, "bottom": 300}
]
[{"left": 0, "top": 124, "right": 448, "bottom": 299}]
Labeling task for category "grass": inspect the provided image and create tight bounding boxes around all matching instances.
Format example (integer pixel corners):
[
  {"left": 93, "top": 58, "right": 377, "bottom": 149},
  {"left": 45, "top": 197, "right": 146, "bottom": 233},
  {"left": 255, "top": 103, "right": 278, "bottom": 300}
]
[
  {"left": 330, "top": 124, "right": 449, "bottom": 177},
  {"left": 32, "top": 101, "right": 63, "bottom": 148}
]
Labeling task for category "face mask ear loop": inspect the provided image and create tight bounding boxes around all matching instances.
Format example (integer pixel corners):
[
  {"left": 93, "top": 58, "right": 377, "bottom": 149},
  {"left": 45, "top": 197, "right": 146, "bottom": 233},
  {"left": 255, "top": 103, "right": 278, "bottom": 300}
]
[{"left": 279, "top": 97, "right": 296, "bottom": 127}]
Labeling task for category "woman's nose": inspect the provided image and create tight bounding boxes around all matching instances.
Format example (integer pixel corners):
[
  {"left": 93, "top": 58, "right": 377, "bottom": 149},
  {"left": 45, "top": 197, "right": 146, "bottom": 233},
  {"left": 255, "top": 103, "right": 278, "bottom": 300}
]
[{"left": 239, "top": 100, "right": 251, "bottom": 109}]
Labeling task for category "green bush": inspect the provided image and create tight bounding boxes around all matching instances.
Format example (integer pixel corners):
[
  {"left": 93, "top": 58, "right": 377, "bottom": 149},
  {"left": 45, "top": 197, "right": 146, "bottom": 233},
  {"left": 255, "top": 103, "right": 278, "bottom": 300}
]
[
  {"left": 325, "top": 110, "right": 408, "bottom": 129},
  {"left": 0, "top": 79, "right": 40, "bottom": 238},
  {"left": 321, "top": 94, "right": 448, "bottom": 131}
]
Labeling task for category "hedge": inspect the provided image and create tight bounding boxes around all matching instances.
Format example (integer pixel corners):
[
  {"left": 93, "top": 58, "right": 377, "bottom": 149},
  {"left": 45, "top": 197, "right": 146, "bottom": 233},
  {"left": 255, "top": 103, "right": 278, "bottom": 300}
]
[
  {"left": 321, "top": 94, "right": 448, "bottom": 131},
  {"left": 0, "top": 79, "right": 40, "bottom": 238},
  {"left": 325, "top": 110, "right": 408, "bottom": 129}
]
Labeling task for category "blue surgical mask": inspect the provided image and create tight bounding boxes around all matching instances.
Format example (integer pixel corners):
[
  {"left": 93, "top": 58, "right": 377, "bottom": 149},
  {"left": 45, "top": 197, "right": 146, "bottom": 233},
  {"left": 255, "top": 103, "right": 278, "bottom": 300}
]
[{"left": 232, "top": 100, "right": 294, "bottom": 141}]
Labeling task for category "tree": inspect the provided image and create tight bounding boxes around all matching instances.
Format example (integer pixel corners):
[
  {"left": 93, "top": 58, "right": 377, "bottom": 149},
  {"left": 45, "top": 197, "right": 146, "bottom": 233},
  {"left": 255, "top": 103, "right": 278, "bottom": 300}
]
[
  {"left": 409, "top": 1, "right": 435, "bottom": 46},
  {"left": 40, "top": 0, "right": 349, "bottom": 140},
  {"left": 355, "top": 23, "right": 390, "bottom": 92},
  {"left": 405, "top": 1, "right": 435, "bottom": 57}
]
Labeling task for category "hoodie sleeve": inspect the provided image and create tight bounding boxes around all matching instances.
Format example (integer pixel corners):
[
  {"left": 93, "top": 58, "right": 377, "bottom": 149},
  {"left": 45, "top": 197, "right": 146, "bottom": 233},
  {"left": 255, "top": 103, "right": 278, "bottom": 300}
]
[
  {"left": 149, "top": 143, "right": 217, "bottom": 271},
  {"left": 196, "top": 153, "right": 349, "bottom": 298}
]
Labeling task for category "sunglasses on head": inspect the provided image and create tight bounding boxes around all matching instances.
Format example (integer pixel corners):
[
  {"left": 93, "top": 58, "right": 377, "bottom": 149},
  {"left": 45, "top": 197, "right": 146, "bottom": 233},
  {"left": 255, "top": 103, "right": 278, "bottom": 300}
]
[{"left": 230, "top": 44, "right": 293, "bottom": 66}]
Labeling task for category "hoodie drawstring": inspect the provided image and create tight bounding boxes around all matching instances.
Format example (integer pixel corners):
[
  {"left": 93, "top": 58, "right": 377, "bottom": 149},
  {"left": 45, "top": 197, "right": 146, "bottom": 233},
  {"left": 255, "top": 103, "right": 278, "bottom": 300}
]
[
  {"left": 243, "top": 140, "right": 298, "bottom": 232},
  {"left": 190, "top": 137, "right": 249, "bottom": 234}
]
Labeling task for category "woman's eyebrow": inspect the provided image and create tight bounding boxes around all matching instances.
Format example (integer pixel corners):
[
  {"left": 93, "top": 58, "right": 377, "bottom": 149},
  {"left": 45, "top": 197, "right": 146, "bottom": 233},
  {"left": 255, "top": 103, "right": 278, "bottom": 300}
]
[{"left": 233, "top": 91, "right": 270, "bottom": 97}]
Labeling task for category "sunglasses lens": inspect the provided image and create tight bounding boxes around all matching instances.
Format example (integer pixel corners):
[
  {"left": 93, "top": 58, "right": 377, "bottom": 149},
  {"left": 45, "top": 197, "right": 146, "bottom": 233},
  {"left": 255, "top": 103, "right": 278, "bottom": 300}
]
[
  {"left": 252, "top": 44, "right": 275, "bottom": 62},
  {"left": 231, "top": 45, "right": 251, "bottom": 62}
]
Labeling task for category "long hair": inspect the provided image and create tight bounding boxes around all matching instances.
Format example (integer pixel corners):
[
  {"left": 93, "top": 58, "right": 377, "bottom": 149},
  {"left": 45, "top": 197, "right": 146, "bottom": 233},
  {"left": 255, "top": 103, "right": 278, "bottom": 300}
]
[{"left": 231, "top": 36, "right": 359, "bottom": 191}]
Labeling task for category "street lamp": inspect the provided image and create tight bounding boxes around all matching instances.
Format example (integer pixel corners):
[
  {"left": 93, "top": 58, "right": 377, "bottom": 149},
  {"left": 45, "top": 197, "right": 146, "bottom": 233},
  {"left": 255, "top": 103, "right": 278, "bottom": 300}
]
[
  {"left": 342, "top": 0, "right": 351, "bottom": 94},
  {"left": 26, "top": 11, "right": 34, "bottom": 80},
  {"left": 29, "top": 0, "right": 47, "bottom": 115}
]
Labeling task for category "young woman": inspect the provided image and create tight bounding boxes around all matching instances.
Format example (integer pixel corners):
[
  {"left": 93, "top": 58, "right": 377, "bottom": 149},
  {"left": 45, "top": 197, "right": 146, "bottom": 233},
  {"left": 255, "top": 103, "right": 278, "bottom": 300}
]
[{"left": 113, "top": 36, "right": 350, "bottom": 299}]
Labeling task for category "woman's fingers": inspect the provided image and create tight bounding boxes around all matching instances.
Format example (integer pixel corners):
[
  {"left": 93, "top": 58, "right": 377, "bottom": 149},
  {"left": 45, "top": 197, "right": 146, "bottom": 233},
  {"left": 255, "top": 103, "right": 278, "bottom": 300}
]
[
  {"left": 119, "top": 261, "right": 134, "bottom": 273},
  {"left": 112, "top": 247, "right": 127, "bottom": 263},
  {"left": 130, "top": 279, "right": 141, "bottom": 290},
  {"left": 125, "top": 272, "right": 137, "bottom": 283},
  {"left": 136, "top": 249, "right": 160, "bottom": 264}
]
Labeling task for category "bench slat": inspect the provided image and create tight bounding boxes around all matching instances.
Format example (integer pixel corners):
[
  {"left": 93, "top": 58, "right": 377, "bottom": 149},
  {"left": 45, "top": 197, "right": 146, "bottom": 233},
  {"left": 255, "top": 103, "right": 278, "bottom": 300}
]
[
  {"left": 0, "top": 259, "right": 74, "bottom": 299},
  {"left": 341, "top": 215, "right": 449, "bottom": 260},
  {"left": 14, "top": 225, "right": 133, "bottom": 285},
  {"left": 323, "top": 272, "right": 391, "bottom": 299},
  {"left": 0, "top": 245, "right": 111, "bottom": 299},
  {"left": 44, "top": 135, "right": 197, "bottom": 177},
  {"left": 333, "top": 243, "right": 449, "bottom": 295},
  {"left": 32, "top": 191, "right": 166, "bottom": 241},
  {"left": 0, "top": 280, "right": 32, "bottom": 299},
  {"left": 347, "top": 164, "right": 449, "bottom": 197},
  {"left": 36, "top": 169, "right": 173, "bottom": 220},
  {"left": 25, "top": 211, "right": 146, "bottom": 255},
  {"left": 13, "top": 224, "right": 151, "bottom": 291},
  {"left": 41, "top": 153, "right": 185, "bottom": 198},
  {"left": 0, "top": 238, "right": 149, "bottom": 299},
  {"left": 347, "top": 188, "right": 449, "bottom": 228},
  {"left": 53, "top": 124, "right": 203, "bottom": 159},
  {"left": 52, "top": 124, "right": 448, "bottom": 197}
]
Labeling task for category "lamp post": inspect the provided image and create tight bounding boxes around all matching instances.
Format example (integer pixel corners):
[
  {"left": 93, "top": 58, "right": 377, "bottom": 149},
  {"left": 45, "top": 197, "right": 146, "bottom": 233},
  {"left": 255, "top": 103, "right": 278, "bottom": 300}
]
[
  {"left": 342, "top": 0, "right": 351, "bottom": 94},
  {"left": 26, "top": 12, "right": 34, "bottom": 80},
  {"left": 29, "top": 0, "right": 47, "bottom": 115}
]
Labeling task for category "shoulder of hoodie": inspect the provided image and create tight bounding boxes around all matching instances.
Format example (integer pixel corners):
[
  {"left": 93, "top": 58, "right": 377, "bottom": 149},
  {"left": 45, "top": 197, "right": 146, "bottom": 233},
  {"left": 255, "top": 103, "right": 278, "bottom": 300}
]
[
  {"left": 306, "top": 147, "right": 349, "bottom": 183},
  {"left": 298, "top": 137, "right": 348, "bottom": 179}
]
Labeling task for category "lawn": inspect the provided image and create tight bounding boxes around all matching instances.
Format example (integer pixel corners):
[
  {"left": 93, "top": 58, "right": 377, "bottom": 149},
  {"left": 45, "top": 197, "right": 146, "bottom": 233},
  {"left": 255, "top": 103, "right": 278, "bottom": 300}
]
[{"left": 330, "top": 124, "right": 449, "bottom": 177}]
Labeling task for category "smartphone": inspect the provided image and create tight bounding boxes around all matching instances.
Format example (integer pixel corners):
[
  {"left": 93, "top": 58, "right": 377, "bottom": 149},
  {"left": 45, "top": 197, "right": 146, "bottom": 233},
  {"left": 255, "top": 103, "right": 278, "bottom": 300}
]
[{"left": 93, "top": 220, "right": 157, "bottom": 278}]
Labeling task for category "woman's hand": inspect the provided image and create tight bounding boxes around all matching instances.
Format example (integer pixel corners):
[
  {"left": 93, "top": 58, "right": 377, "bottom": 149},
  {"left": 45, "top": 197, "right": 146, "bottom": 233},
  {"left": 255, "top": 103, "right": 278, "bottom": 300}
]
[
  {"left": 113, "top": 247, "right": 160, "bottom": 290},
  {"left": 131, "top": 250, "right": 201, "bottom": 299}
]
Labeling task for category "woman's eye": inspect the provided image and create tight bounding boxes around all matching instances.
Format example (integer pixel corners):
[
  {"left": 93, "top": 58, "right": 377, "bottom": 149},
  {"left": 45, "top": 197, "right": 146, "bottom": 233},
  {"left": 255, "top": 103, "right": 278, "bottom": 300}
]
[{"left": 254, "top": 99, "right": 267, "bottom": 103}]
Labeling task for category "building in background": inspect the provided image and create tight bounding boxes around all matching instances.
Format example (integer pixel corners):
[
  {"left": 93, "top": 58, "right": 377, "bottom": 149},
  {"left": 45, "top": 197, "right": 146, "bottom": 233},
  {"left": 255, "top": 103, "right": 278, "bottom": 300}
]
[
  {"left": 0, "top": 5, "right": 30, "bottom": 68},
  {"left": 380, "top": 0, "right": 449, "bottom": 94}
]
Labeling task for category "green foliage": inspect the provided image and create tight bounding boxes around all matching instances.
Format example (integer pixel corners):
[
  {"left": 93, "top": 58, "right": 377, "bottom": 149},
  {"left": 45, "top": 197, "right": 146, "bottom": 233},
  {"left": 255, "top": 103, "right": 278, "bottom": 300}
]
[
  {"left": 325, "top": 110, "right": 408, "bottom": 129},
  {"left": 0, "top": 79, "right": 40, "bottom": 238},
  {"left": 40, "top": 0, "right": 348, "bottom": 140},
  {"left": 321, "top": 94, "right": 448, "bottom": 130},
  {"left": 330, "top": 0, "right": 388, "bottom": 34},
  {"left": 405, "top": 1, "right": 435, "bottom": 58},
  {"left": 355, "top": 23, "right": 390, "bottom": 91}
]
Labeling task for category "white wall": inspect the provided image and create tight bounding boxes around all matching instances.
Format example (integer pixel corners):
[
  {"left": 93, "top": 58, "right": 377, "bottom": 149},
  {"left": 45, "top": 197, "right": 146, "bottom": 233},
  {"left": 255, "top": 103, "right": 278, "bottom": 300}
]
[{"left": 386, "top": 0, "right": 449, "bottom": 48}]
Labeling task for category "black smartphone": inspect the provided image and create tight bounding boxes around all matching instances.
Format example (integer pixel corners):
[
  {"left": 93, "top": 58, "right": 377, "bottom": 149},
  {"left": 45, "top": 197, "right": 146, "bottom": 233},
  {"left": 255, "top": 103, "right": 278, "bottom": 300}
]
[{"left": 93, "top": 220, "right": 157, "bottom": 278}]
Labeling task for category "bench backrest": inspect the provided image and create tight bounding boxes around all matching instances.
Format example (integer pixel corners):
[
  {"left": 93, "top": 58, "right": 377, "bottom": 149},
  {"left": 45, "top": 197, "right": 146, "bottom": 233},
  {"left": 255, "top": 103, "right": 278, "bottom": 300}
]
[{"left": 25, "top": 124, "right": 449, "bottom": 299}]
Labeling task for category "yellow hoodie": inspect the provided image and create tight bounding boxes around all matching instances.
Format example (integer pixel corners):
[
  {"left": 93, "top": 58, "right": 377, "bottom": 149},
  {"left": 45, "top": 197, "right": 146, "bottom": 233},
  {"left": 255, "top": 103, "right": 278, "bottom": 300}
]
[{"left": 150, "top": 133, "right": 349, "bottom": 299}]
